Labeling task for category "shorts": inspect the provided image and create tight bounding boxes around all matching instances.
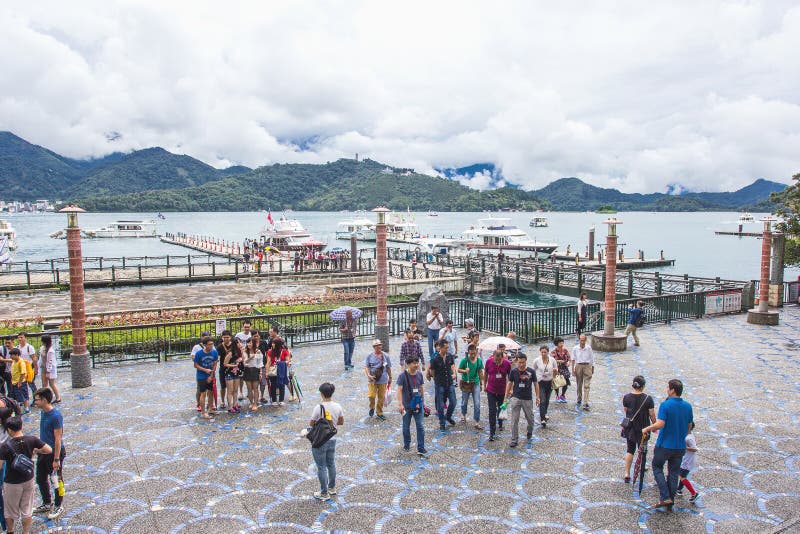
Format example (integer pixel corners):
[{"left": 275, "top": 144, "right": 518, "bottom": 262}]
[
  {"left": 196, "top": 378, "right": 213, "bottom": 393},
  {"left": 243, "top": 367, "right": 261, "bottom": 382},
  {"left": 4, "top": 478, "right": 35, "bottom": 519},
  {"left": 680, "top": 468, "right": 691, "bottom": 478},
  {"left": 11, "top": 384, "right": 28, "bottom": 403},
  {"left": 626, "top": 434, "right": 641, "bottom": 455}
]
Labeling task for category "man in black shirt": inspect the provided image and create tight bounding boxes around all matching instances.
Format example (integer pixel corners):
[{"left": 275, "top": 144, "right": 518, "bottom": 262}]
[
  {"left": 504, "top": 353, "right": 539, "bottom": 447},
  {"left": 427, "top": 339, "right": 457, "bottom": 431}
]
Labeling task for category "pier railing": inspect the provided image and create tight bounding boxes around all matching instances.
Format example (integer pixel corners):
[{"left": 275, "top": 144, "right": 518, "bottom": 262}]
[{"left": 26, "top": 290, "right": 731, "bottom": 368}]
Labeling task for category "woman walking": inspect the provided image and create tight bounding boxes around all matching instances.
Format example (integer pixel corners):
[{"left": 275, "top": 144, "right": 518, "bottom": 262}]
[
  {"left": 621, "top": 375, "right": 656, "bottom": 483},
  {"left": 267, "top": 337, "right": 291, "bottom": 405},
  {"left": 243, "top": 338, "right": 264, "bottom": 412},
  {"left": 38, "top": 336, "right": 61, "bottom": 404},
  {"left": 551, "top": 338, "right": 571, "bottom": 403},
  {"left": 532, "top": 345, "right": 557, "bottom": 427},
  {"left": 223, "top": 338, "right": 244, "bottom": 413},
  {"left": 309, "top": 382, "right": 344, "bottom": 500}
]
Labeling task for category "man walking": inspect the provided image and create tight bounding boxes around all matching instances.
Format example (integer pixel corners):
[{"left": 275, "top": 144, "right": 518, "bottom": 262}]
[
  {"left": 425, "top": 305, "right": 444, "bottom": 359},
  {"left": 643, "top": 379, "right": 694, "bottom": 510},
  {"left": 364, "top": 340, "right": 392, "bottom": 421},
  {"left": 399, "top": 329, "right": 424, "bottom": 371},
  {"left": 339, "top": 310, "right": 357, "bottom": 370},
  {"left": 427, "top": 339, "right": 456, "bottom": 431},
  {"left": 396, "top": 356, "right": 427, "bottom": 456},
  {"left": 576, "top": 292, "right": 588, "bottom": 335},
  {"left": 438, "top": 320, "right": 458, "bottom": 359},
  {"left": 504, "top": 353, "right": 539, "bottom": 448},
  {"left": 32, "top": 387, "right": 66, "bottom": 520},
  {"left": 484, "top": 349, "right": 511, "bottom": 441},
  {"left": 625, "top": 301, "right": 644, "bottom": 346},
  {"left": 571, "top": 334, "right": 595, "bottom": 411}
]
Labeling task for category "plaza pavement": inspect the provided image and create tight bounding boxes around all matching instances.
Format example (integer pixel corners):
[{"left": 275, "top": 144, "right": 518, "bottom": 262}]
[{"left": 20, "top": 305, "right": 800, "bottom": 533}]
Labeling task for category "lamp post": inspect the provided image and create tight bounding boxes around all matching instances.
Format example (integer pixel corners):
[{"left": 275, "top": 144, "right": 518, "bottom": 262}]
[
  {"left": 747, "top": 216, "right": 779, "bottom": 325},
  {"left": 60, "top": 205, "right": 92, "bottom": 387},
  {"left": 591, "top": 217, "right": 627, "bottom": 351},
  {"left": 373, "top": 206, "right": 391, "bottom": 350}
]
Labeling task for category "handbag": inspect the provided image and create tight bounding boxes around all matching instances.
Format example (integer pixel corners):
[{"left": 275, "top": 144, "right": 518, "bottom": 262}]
[
  {"left": 267, "top": 364, "right": 277, "bottom": 377},
  {"left": 621, "top": 394, "right": 649, "bottom": 430},
  {"left": 553, "top": 374, "right": 567, "bottom": 389},
  {"left": 9, "top": 438, "right": 34, "bottom": 478},
  {"left": 306, "top": 405, "right": 338, "bottom": 448},
  {"left": 459, "top": 380, "right": 475, "bottom": 392}
]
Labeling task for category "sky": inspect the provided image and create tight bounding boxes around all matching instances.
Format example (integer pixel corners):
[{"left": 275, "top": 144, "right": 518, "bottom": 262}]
[{"left": 1, "top": 1, "right": 799, "bottom": 193}]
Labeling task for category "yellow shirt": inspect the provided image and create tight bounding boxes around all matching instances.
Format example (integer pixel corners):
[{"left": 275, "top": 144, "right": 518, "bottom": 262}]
[{"left": 11, "top": 359, "right": 24, "bottom": 386}]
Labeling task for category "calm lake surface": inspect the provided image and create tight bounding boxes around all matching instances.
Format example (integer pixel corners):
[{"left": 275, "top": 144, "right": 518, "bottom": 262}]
[{"left": 6, "top": 211, "right": 797, "bottom": 285}]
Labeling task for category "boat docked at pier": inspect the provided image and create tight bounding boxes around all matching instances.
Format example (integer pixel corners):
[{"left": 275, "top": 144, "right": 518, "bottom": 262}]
[
  {"left": 0, "top": 219, "right": 18, "bottom": 250},
  {"left": 335, "top": 215, "right": 376, "bottom": 241},
  {"left": 385, "top": 212, "right": 420, "bottom": 244},
  {"left": 463, "top": 217, "right": 558, "bottom": 259},
  {"left": 259, "top": 217, "right": 325, "bottom": 252},
  {"left": 84, "top": 220, "right": 159, "bottom": 238},
  {"left": 529, "top": 216, "right": 548, "bottom": 228}
]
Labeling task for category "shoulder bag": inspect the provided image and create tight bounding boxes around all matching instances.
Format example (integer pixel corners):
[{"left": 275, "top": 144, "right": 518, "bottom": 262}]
[
  {"left": 459, "top": 359, "right": 475, "bottom": 392},
  {"left": 620, "top": 394, "right": 650, "bottom": 430},
  {"left": 9, "top": 438, "right": 35, "bottom": 478},
  {"left": 306, "top": 404, "right": 337, "bottom": 448}
]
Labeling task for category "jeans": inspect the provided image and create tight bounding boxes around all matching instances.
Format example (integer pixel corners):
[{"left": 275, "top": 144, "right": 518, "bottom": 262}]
[
  {"left": 460, "top": 386, "right": 480, "bottom": 422},
  {"left": 341, "top": 338, "right": 355, "bottom": 368},
  {"left": 652, "top": 446, "right": 685, "bottom": 502},
  {"left": 0, "top": 462, "right": 6, "bottom": 530},
  {"left": 538, "top": 380, "right": 552, "bottom": 421},
  {"left": 311, "top": 439, "right": 337, "bottom": 493},
  {"left": 427, "top": 328, "right": 440, "bottom": 359},
  {"left": 435, "top": 383, "right": 456, "bottom": 425},
  {"left": 486, "top": 391, "right": 505, "bottom": 436},
  {"left": 268, "top": 377, "right": 285, "bottom": 402},
  {"left": 402, "top": 410, "right": 426, "bottom": 451},
  {"left": 36, "top": 451, "right": 65, "bottom": 507}
]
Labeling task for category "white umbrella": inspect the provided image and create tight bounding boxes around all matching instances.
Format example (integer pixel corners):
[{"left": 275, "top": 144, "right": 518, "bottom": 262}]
[{"left": 478, "top": 336, "right": 521, "bottom": 353}]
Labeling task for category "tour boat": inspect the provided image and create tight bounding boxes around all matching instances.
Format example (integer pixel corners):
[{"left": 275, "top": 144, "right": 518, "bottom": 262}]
[
  {"left": 335, "top": 216, "right": 376, "bottom": 241},
  {"left": 529, "top": 216, "right": 548, "bottom": 228},
  {"left": 738, "top": 213, "right": 755, "bottom": 223},
  {"left": 412, "top": 237, "right": 471, "bottom": 257},
  {"left": 83, "top": 220, "right": 159, "bottom": 238},
  {"left": 0, "top": 219, "right": 18, "bottom": 250},
  {"left": 463, "top": 217, "right": 558, "bottom": 259},
  {"left": 258, "top": 217, "right": 325, "bottom": 252},
  {"left": 385, "top": 212, "right": 420, "bottom": 243},
  {"left": 427, "top": 211, "right": 439, "bottom": 217}
]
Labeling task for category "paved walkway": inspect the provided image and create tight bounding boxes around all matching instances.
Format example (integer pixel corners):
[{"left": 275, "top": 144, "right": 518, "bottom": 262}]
[{"left": 19, "top": 306, "right": 800, "bottom": 533}]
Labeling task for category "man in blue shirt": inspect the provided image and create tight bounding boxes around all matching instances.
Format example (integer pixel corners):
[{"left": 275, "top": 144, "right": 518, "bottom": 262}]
[
  {"left": 33, "top": 387, "right": 66, "bottom": 519},
  {"left": 643, "top": 379, "right": 694, "bottom": 509},
  {"left": 625, "top": 301, "right": 644, "bottom": 346},
  {"left": 193, "top": 337, "right": 219, "bottom": 420},
  {"left": 364, "top": 340, "right": 392, "bottom": 420}
]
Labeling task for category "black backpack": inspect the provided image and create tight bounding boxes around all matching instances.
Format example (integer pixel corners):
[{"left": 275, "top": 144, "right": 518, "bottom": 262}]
[
  {"left": 634, "top": 313, "right": 646, "bottom": 328},
  {"left": 0, "top": 395, "right": 22, "bottom": 417}
]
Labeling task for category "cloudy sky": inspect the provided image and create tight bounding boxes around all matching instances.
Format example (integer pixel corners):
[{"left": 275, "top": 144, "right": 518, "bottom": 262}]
[{"left": 2, "top": 1, "right": 798, "bottom": 192}]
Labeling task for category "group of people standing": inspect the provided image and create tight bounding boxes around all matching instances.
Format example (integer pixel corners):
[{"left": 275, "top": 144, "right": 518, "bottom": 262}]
[
  {"left": 192, "top": 321, "right": 297, "bottom": 419},
  {"left": 0, "top": 333, "right": 62, "bottom": 416}
]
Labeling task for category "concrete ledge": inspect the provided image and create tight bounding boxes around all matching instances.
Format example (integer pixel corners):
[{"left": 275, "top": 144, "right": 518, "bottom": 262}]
[
  {"left": 746, "top": 309, "right": 780, "bottom": 325},
  {"left": 590, "top": 332, "right": 627, "bottom": 352}
]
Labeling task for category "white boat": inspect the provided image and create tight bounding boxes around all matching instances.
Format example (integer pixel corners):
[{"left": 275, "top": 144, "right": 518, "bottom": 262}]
[
  {"left": 427, "top": 211, "right": 439, "bottom": 217},
  {"left": 738, "top": 213, "right": 755, "bottom": 223},
  {"left": 0, "top": 219, "right": 18, "bottom": 250},
  {"left": 412, "top": 237, "right": 471, "bottom": 257},
  {"left": 258, "top": 217, "right": 325, "bottom": 252},
  {"left": 84, "top": 220, "right": 159, "bottom": 238},
  {"left": 385, "top": 212, "right": 420, "bottom": 243},
  {"left": 463, "top": 217, "right": 558, "bottom": 259},
  {"left": 0, "top": 237, "right": 11, "bottom": 266},
  {"left": 529, "top": 216, "right": 548, "bottom": 228},
  {"left": 335, "top": 216, "right": 376, "bottom": 241}
]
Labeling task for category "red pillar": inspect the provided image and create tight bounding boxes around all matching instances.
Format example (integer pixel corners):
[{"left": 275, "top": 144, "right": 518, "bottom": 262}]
[
  {"left": 373, "top": 206, "right": 391, "bottom": 349},
  {"left": 758, "top": 225, "right": 772, "bottom": 313},
  {"left": 604, "top": 233, "right": 618, "bottom": 336}
]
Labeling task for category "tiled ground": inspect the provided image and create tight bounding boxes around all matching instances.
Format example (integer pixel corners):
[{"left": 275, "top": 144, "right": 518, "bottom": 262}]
[{"left": 22, "top": 306, "right": 800, "bottom": 533}]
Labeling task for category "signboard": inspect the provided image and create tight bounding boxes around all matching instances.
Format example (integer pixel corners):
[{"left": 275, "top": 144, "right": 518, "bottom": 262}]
[
  {"left": 705, "top": 290, "right": 742, "bottom": 315},
  {"left": 215, "top": 319, "right": 227, "bottom": 335}
]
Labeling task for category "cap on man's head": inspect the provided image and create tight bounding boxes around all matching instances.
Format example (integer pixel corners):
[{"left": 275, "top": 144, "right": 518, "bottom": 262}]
[
  {"left": 465, "top": 318, "right": 474, "bottom": 326},
  {"left": 201, "top": 331, "right": 211, "bottom": 337},
  {"left": 372, "top": 339, "right": 383, "bottom": 347}
]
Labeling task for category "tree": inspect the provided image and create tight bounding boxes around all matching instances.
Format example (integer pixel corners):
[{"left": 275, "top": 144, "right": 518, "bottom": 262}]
[{"left": 770, "top": 172, "right": 800, "bottom": 266}]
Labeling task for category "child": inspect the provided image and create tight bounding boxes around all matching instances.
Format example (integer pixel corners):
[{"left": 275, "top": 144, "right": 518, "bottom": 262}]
[
  {"left": 677, "top": 422, "right": 700, "bottom": 503},
  {"left": 9, "top": 348, "right": 29, "bottom": 414}
]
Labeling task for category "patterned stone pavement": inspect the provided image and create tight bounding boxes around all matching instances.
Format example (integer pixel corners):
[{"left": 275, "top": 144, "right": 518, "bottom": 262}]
[{"left": 20, "top": 305, "right": 800, "bottom": 533}]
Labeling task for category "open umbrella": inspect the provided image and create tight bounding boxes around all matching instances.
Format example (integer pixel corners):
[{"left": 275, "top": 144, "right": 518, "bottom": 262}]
[
  {"left": 329, "top": 306, "right": 363, "bottom": 321},
  {"left": 478, "top": 336, "right": 521, "bottom": 353}
]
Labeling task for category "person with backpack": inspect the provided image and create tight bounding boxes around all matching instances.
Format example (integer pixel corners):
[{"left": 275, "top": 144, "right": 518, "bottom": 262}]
[
  {"left": 626, "top": 301, "right": 645, "bottom": 346},
  {"left": 308, "top": 382, "right": 344, "bottom": 501},
  {"left": 396, "top": 355, "right": 427, "bottom": 456},
  {"left": 0, "top": 416, "right": 52, "bottom": 534},
  {"left": 32, "top": 388, "right": 65, "bottom": 520},
  {"left": 9, "top": 349, "right": 30, "bottom": 415}
]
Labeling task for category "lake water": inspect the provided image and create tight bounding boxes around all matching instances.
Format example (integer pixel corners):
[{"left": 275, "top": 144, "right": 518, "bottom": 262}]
[{"left": 6, "top": 211, "right": 797, "bottom": 284}]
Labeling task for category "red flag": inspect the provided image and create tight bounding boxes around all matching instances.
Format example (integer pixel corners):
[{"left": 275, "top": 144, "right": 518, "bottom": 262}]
[{"left": 267, "top": 210, "right": 274, "bottom": 226}]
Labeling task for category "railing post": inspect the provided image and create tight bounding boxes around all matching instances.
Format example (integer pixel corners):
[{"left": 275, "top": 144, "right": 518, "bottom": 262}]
[
  {"left": 554, "top": 266, "right": 560, "bottom": 290},
  {"left": 656, "top": 272, "right": 662, "bottom": 296},
  {"left": 689, "top": 280, "right": 695, "bottom": 292},
  {"left": 481, "top": 258, "right": 486, "bottom": 276},
  {"left": 122, "top": 257, "right": 126, "bottom": 268},
  {"left": 138, "top": 265, "right": 142, "bottom": 281},
  {"left": 25, "top": 261, "right": 31, "bottom": 288},
  {"left": 534, "top": 264, "right": 539, "bottom": 289},
  {"left": 515, "top": 264, "right": 520, "bottom": 290},
  {"left": 412, "top": 263, "right": 417, "bottom": 279},
  {"left": 111, "top": 265, "right": 115, "bottom": 283},
  {"left": 577, "top": 267, "right": 583, "bottom": 293},
  {"left": 167, "top": 255, "right": 170, "bottom": 269},
  {"left": 212, "top": 262, "right": 216, "bottom": 279},
  {"left": 601, "top": 271, "right": 606, "bottom": 299}
]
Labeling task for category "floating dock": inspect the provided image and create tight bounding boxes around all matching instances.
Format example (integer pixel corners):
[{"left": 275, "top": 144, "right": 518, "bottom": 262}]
[
  {"left": 715, "top": 230, "right": 761, "bottom": 237},
  {"left": 549, "top": 253, "right": 674, "bottom": 270}
]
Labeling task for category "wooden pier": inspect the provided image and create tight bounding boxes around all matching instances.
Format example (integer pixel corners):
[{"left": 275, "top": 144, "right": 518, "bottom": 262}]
[
  {"left": 160, "top": 233, "right": 243, "bottom": 258},
  {"left": 715, "top": 230, "right": 761, "bottom": 237},
  {"left": 549, "top": 253, "right": 674, "bottom": 269}
]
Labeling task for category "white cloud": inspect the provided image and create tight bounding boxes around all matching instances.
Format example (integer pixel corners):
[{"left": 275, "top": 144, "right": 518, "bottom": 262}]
[{"left": 1, "top": 0, "right": 798, "bottom": 192}]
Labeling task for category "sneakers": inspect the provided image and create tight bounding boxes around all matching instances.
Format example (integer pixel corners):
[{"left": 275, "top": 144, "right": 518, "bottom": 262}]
[
  {"left": 439, "top": 424, "right": 446, "bottom": 431},
  {"left": 541, "top": 421, "right": 547, "bottom": 429},
  {"left": 676, "top": 489, "right": 684, "bottom": 496},
  {"left": 47, "top": 505, "right": 65, "bottom": 520},
  {"left": 526, "top": 430, "right": 532, "bottom": 440},
  {"left": 417, "top": 448, "right": 428, "bottom": 457},
  {"left": 498, "top": 422, "right": 504, "bottom": 431},
  {"left": 576, "top": 400, "right": 582, "bottom": 407},
  {"left": 583, "top": 404, "right": 590, "bottom": 411},
  {"left": 509, "top": 441, "right": 518, "bottom": 448},
  {"left": 369, "top": 408, "right": 375, "bottom": 417},
  {"left": 376, "top": 414, "right": 387, "bottom": 421},
  {"left": 33, "top": 503, "right": 52, "bottom": 515},
  {"left": 327, "top": 487, "right": 337, "bottom": 495},
  {"left": 313, "top": 491, "right": 330, "bottom": 500},
  {"left": 447, "top": 417, "right": 457, "bottom": 426},
  {"left": 488, "top": 435, "right": 496, "bottom": 441},
  {"left": 689, "top": 492, "right": 700, "bottom": 503},
  {"left": 403, "top": 446, "right": 411, "bottom": 451}
]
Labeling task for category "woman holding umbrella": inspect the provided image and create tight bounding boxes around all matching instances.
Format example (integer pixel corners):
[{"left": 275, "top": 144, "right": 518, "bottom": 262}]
[{"left": 331, "top": 307, "right": 362, "bottom": 371}]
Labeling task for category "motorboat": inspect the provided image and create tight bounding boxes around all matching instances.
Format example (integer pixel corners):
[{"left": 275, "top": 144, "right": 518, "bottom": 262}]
[
  {"left": 258, "top": 216, "right": 325, "bottom": 252},
  {"left": 529, "top": 216, "right": 548, "bottom": 228},
  {"left": 0, "top": 237, "right": 11, "bottom": 267},
  {"left": 0, "top": 219, "right": 18, "bottom": 250},
  {"left": 738, "top": 213, "right": 755, "bottom": 223},
  {"left": 335, "top": 216, "right": 376, "bottom": 241},
  {"left": 83, "top": 220, "right": 159, "bottom": 238},
  {"left": 412, "top": 237, "right": 471, "bottom": 257},
  {"left": 385, "top": 212, "right": 420, "bottom": 243},
  {"left": 463, "top": 217, "right": 558, "bottom": 259},
  {"left": 427, "top": 211, "right": 439, "bottom": 217}
]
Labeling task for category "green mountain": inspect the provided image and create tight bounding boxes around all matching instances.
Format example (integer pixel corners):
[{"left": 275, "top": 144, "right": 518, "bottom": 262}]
[{"left": 0, "top": 131, "right": 84, "bottom": 199}]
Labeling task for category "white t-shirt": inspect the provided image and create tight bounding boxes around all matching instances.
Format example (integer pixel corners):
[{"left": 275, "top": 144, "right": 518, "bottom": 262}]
[
  {"left": 17, "top": 343, "right": 36, "bottom": 363},
  {"left": 190, "top": 344, "right": 203, "bottom": 357},
  {"left": 426, "top": 312, "right": 443, "bottom": 330},
  {"left": 40, "top": 347, "right": 57, "bottom": 375},
  {"left": 244, "top": 350, "right": 264, "bottom": 368},
  {"left": 532, "top": 356, "right": 557, "bottom": 381},
  {"left": 310, "top": 401, "right": 344, "bottom": 427},
  {"left": 235, "top": 331, "right": 252, "bottom": 345},
  {"left": 681, "top": 433, "right": 697, "bottom": 471},
  {"left": 572, "top": 344, "right": 594, "bottom": 365}
]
